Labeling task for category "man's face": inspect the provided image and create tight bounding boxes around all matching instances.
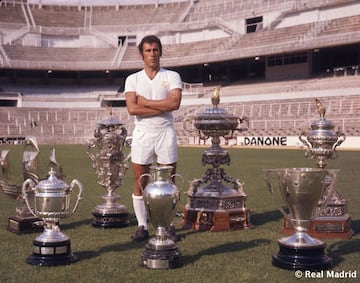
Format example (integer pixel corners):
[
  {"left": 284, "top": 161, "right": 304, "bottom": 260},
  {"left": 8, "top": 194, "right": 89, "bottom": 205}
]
[{"left": 142, "top": 42, "right": 161, "bottom": 69}]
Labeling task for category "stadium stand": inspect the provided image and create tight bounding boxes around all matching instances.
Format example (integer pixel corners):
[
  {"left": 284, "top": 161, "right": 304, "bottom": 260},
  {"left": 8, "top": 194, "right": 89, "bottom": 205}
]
[{"left": 0, "top": 0, "right": 360, "bottom": 147}]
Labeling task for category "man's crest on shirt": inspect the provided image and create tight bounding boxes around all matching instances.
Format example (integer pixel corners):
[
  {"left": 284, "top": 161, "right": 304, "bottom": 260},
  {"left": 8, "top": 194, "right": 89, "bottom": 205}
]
[{"left": 161, "top": 81, "right": 169, "bottom": 88}]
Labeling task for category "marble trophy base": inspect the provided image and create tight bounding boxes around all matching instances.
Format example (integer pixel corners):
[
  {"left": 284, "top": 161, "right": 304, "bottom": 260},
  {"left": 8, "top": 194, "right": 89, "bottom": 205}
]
[
  {"left": 92, "top": 203, "right": 129, "bottom": 228},
  {"left": 142, "top": 238, "right": 181, "bottom": 269},
  {"left": 27, "top": 229, "right": 77, "bottom": 266},
  {"left": 8, "top": 215, "right": 43, "bottom": 234},
  {"left": 283, "top": 214, "right": 354, "bottom": 239},
  {"left": 272, "top": 233, "right": 332, "bottom": 271},
  {"left": 182, "top": 195, "right": 252, "bottom": 231}
]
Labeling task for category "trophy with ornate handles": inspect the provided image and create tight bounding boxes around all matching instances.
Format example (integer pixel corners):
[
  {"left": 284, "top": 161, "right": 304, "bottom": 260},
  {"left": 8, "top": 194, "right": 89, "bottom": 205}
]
[
  {"left": 182, "top": 87, "right": 252, "bottom": 231},
  {"left": 139, "top": 165, "right": 184, "bottom": 269},
  {"left": 0, "top": 136, "right": 43, "bottom": 234},
  {"left": 294, "top": 98, "right": 354, "bottom": 239},
  {"left": 86, "top": 114, "right": 131, "bottom": 228},
  {"left": 22, "top": 168, "right": 83, "bottom": 266},
  {"left": 264, "top": 167, "right": 337, "bottom": 270}
]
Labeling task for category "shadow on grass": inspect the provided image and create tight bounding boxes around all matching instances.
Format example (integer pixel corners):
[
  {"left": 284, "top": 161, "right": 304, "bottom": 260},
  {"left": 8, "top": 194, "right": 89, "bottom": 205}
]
[
  {"left": 62, "top": 214, "right": 138, "bottom": 230},
  {"left": 61, "top": 218, "right": 93, "bottom": 229},
  {"left": 181, "top": 238, "right": 271, "bottom": 266},
  {"left": 250, "top": 209, "right": 283, "bottom": 226},
  {"left": 348, "top": 219, "right": 360, "bottom": 235},
  {"left": 327, "top": 231, "right": 360, "bottom": 267}
]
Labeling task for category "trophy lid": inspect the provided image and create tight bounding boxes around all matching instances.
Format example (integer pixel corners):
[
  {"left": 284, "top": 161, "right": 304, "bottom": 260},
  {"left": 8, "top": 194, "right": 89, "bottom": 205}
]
[
  {"left": 193, "top": 87, "right": 238, "bottom": 131},
  {"left": 36, "top": 168, "right": 68, "bottom": 191},
  {"left": 97, "top": 116, "right": 123, "bottom": 127},
  {"left": 310, "top": 117, "right": 335, "bottom": 131}
]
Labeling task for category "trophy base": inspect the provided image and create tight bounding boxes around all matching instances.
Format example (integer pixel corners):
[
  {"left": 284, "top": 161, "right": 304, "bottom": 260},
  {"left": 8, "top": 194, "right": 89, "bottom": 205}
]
[
  {"left": 272, "top": 241, "right": 332, "bottom": 271},
  {"left": 7, "top": 216, "right": 43, "bottom": 234},
  {"left": 283, "top": 214, "right": 354, "bottom": 239},
  {"left": 27, "top": 239, "right": 78, "bottom": 266},
  {"left": 141, "top": 240, "right": 181, "bottom": 269},
  {"left": 182, "top": 206, "right": 252, "bottom": 232},
  {"left": 92, "top": 211, "right": 130, "bottom": 228}
]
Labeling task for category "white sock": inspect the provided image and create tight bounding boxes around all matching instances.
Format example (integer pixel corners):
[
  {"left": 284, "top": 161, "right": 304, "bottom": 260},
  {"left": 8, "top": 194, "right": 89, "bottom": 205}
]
[{"left": 132, "top": 194, "right": 148, "bottom": 230}]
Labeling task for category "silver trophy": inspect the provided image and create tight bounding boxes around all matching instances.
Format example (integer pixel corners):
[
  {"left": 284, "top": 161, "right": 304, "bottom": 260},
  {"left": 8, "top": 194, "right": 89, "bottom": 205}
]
[
  {"left": 139, "top": 165, "right": 184, "bottom": 269},
  {"left": 86, "top": 114, "right": 131, "bottom": 228},
  {"left": 0, "top": 136, "right": 42, "bottom": 234},
  {"left": 299, "top": 98, "right": 345, "bottom": 169},
  {"left": 22, "top": 168, "right": 83, "bottom": 266},
  {"left": 264, "top": 167, "right": 337, "bottom": 270},
  {"left": 296, "top": 98, "right": 353, "bottom": 239},
  {"left": 182, "top": 87, "right": 252, "bottom": 231}
]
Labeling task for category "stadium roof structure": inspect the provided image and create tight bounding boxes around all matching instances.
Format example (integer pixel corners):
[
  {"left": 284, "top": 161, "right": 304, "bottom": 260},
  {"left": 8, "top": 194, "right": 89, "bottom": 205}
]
[
  {"left": 0, "top": 0, "right": 360, "bottom": 85},
  {"left": 27, "top": 0, "right": 186, "bottom": 6}
]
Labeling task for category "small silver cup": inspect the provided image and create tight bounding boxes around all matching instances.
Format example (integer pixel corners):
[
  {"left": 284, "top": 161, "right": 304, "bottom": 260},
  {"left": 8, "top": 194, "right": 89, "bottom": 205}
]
[{"left": 22, "top": 168, "right": 83, "bottom": 266}]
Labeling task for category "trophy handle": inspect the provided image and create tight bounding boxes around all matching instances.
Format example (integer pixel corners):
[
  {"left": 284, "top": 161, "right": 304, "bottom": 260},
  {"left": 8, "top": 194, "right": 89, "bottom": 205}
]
[
  {"left": 332, "top": 133, "right": 346, "bottom": 159},
  {"left": 69, "top": 179, "right": 83, "bottom": 215},
  {"left": 171, "top": 173, "right": 184, "bottom": 192},
  {"left": 264, "top": 169, "right": 290, "bottom": 220},
  {"left": 183, "top": 117, "right": 195, "bottom": 133},
  {"left": 21, "top": 178, "right": 37, "bottom": 217},
  {"left": 138, "top": 173, "right": 151, "bottom": 193},
  {"left": 120, "top": 125, "right": 127, "bottom": 137},
  {"left": 299, "top": 133, "right": 313, "bottom": 157},
  {"left": 86, "top": 139, "right": 97, "bottom": 163},
  {"left": 234, "top": 116, "right": 249, "bottom": 132}
]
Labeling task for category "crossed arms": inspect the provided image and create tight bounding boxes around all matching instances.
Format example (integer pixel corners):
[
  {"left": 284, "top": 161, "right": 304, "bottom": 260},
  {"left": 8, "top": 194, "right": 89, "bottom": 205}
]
[{"left": 125, "top": 88, "right": 182, "bottom": 118}]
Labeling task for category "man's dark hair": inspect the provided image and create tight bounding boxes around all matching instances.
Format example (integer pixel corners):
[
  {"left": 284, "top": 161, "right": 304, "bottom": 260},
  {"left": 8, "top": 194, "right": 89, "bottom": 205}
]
[{"left": 138, "top": 35, "right": 162, "bottom": 56}]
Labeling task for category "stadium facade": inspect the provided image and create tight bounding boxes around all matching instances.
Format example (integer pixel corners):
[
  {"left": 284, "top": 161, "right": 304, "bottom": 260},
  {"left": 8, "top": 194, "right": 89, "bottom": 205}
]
[{"left": 0, "top": 0, "right": 359, "bottom": 148}]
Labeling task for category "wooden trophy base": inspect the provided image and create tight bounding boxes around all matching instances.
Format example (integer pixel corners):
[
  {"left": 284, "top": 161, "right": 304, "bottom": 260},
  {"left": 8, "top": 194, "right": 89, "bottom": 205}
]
[
  {"left": 283, "top": 214, "right": 354, "bottom": 239},
  {"left": 182, "top": 206, "right": 252, "bottom": 232},
  {"left": 8, "top": 216, "right": 43, "bottom": 234}
]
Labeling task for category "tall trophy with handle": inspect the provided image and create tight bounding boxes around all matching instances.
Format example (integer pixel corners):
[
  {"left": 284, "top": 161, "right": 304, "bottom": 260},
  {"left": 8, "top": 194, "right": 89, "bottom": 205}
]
[
  {"left": 264, "top": 167, "right": 337, "bottom": 270},
  {"left": 139, "top": 165, "right": 184, "bottom": 269}
]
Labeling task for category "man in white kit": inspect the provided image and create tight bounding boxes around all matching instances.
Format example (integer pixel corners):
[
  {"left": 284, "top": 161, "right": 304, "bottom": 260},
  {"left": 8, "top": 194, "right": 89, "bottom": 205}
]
[{"left": 124, "top": 35, "right": 182, "bottom": 241}]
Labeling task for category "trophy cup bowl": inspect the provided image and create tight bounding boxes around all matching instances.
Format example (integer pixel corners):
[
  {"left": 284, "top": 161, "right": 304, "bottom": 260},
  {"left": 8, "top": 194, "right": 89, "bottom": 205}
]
[
  {"left": 264, "top": 167, "right": 336, "bottom": 270},
  {"left": 139, "top": 165, "right": 184, "bottom": 269},
  {"left": 22, "top": 168, "right": 83, "bottom": 266}
]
